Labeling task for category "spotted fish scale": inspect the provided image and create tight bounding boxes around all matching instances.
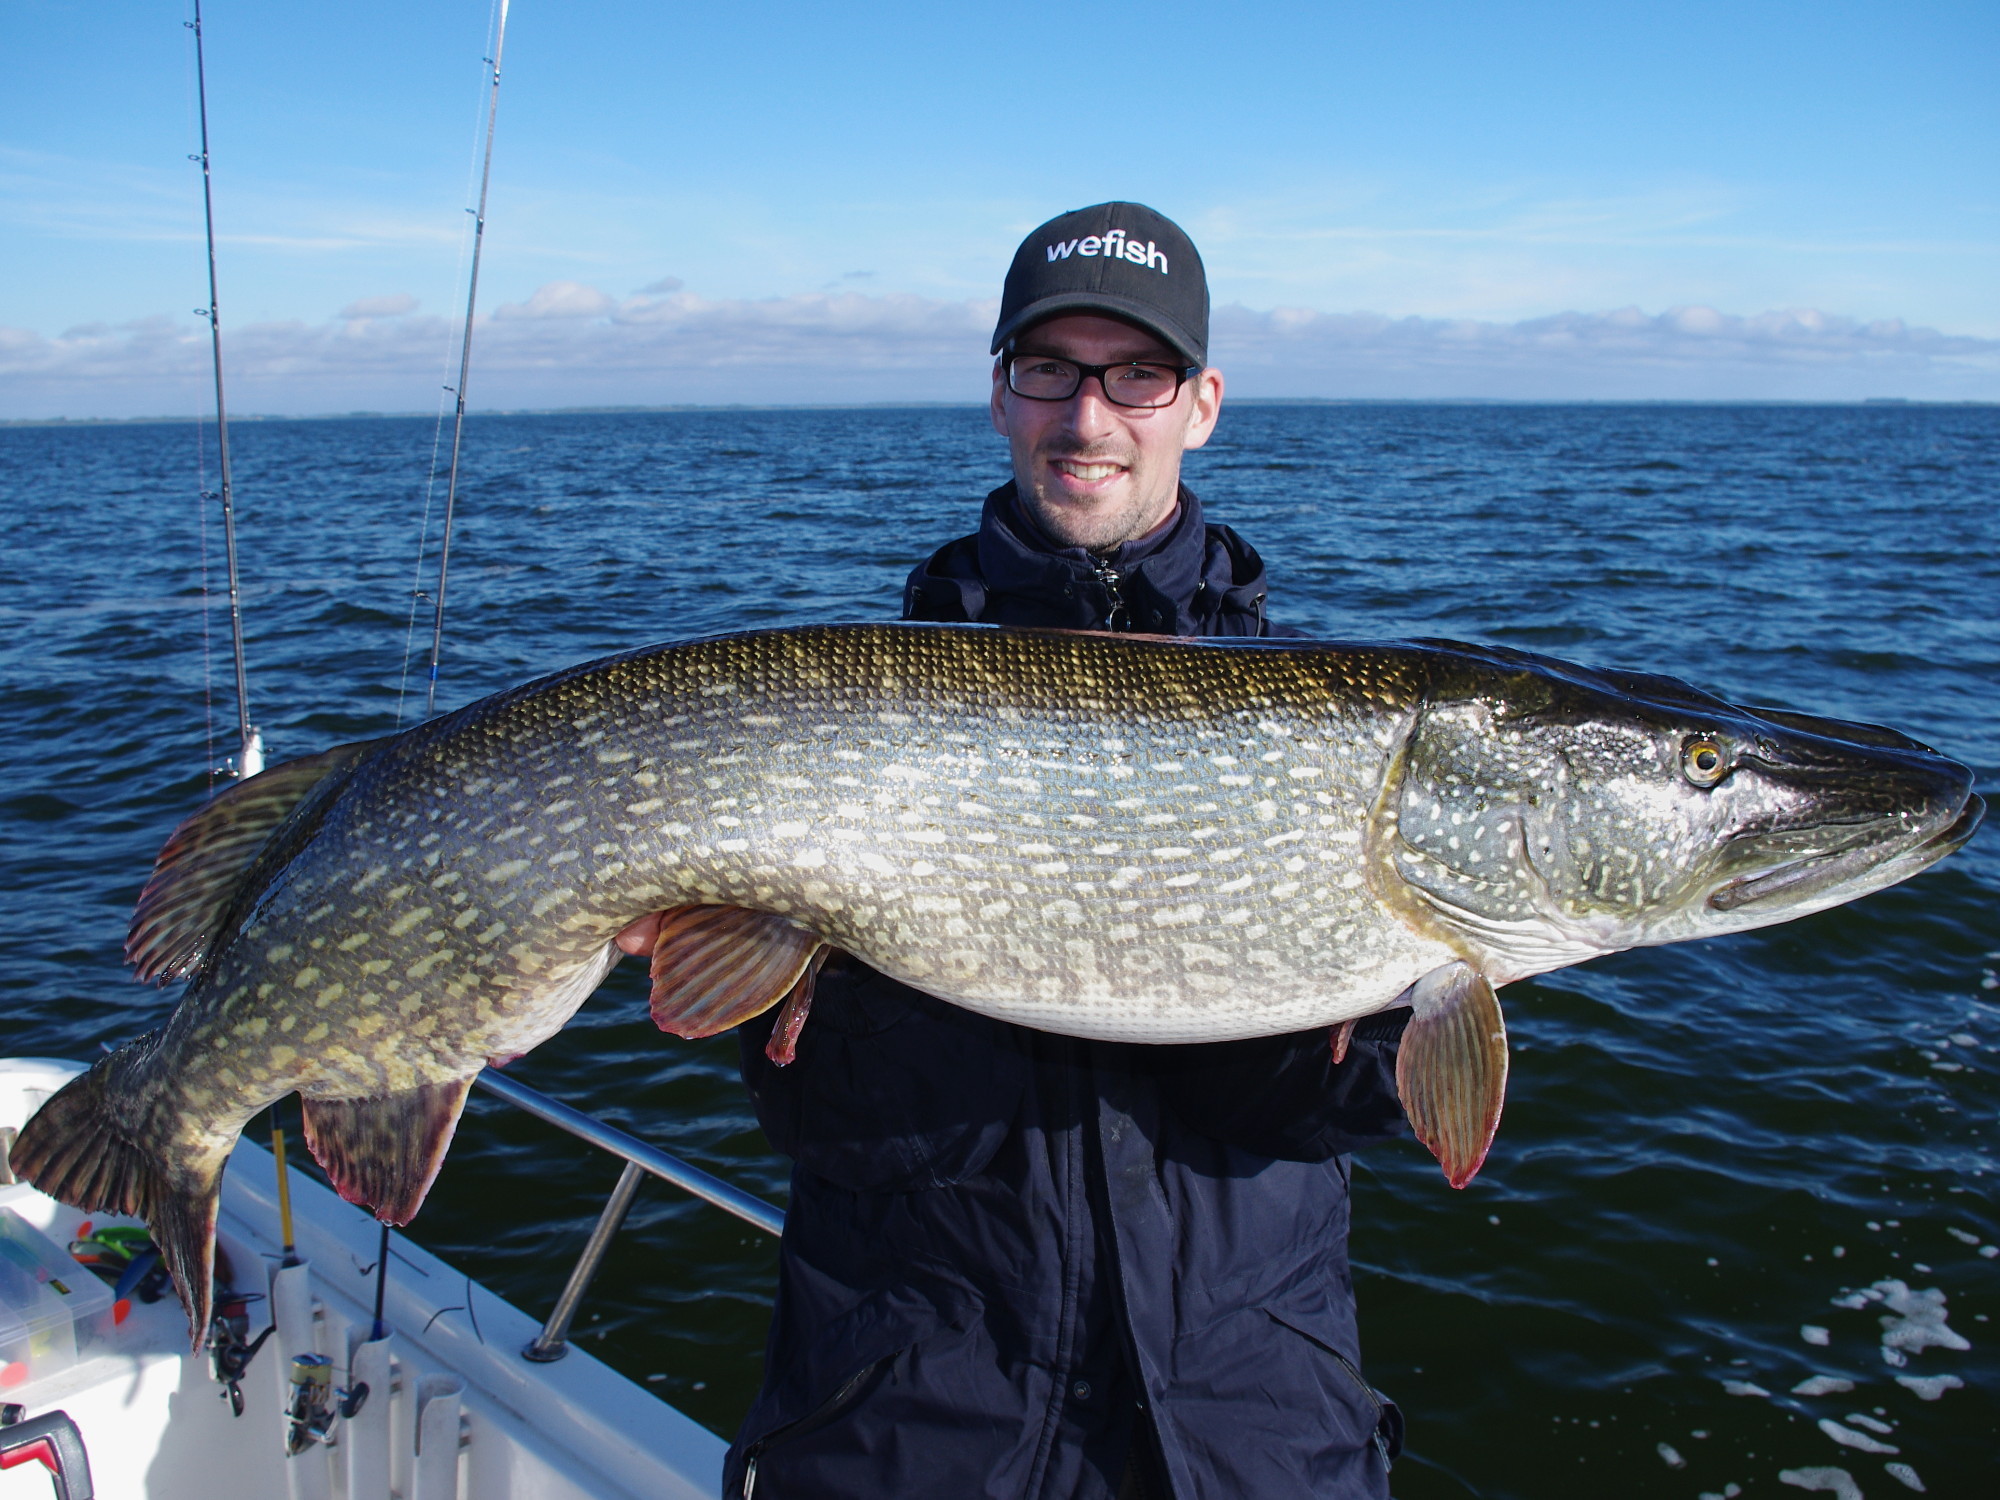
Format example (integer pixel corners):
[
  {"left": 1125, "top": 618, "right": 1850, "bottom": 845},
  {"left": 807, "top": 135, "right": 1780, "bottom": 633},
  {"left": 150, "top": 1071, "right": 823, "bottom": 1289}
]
[{"left": 11, "top": 622, "right": 1981, "bottom": 1345}]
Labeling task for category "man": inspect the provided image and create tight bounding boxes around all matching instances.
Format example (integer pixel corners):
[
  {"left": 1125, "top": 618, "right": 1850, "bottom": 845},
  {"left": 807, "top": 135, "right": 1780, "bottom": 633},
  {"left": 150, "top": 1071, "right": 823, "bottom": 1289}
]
[{"left": 637, "top": 203, "right": 1409, "bottom": 1498}]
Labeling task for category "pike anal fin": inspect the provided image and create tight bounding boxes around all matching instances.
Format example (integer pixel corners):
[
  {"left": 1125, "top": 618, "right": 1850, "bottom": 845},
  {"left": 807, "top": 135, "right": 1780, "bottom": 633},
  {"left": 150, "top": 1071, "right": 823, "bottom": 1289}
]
[
  {"left": 299, "top": 1076, "right": 473, "bottom": 1224},
  {"left": 1396, "top": 962, "right": 1508, "bottom": 1190},
  {"left": 648, "top": 904, "right": 827, "bottom": 1040}
]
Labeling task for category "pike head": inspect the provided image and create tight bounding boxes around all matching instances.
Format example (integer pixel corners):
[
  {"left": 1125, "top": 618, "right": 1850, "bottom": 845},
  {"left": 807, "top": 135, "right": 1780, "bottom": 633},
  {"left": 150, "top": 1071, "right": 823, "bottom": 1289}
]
[{"left": 1383, "top": 645, "right": 1983, "bottom": 984}]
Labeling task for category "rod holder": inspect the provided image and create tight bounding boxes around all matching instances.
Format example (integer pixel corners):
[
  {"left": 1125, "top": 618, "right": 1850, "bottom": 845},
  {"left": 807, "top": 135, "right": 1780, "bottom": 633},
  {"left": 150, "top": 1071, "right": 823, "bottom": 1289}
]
[{"left": 522, "top": 1158, "right": 644, "bottom": 1363}]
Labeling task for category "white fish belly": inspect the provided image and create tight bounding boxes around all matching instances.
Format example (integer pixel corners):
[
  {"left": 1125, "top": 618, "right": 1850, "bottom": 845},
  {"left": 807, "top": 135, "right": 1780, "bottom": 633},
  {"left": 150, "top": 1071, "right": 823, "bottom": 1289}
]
[{"left": 842, "top": 913, "right": 1456, "bottom": 1044}]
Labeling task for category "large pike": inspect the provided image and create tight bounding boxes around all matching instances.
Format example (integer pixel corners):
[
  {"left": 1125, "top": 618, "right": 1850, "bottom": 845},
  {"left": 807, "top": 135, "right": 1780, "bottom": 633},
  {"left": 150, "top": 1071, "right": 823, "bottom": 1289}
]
[{"left": 14, "top": 624, "right": 1982, "bottom": 1341}]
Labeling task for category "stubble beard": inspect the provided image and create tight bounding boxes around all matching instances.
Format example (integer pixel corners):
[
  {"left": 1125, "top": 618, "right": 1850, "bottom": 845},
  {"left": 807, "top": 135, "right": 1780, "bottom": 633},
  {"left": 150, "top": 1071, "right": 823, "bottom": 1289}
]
[{"left": 1021, "top": 444, "right": 1177, "bottom": 554}]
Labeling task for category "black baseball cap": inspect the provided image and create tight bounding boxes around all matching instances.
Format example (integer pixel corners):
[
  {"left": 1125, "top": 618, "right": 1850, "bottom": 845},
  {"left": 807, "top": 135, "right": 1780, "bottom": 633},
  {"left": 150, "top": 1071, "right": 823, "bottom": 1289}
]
[{"left": 991, "top": 202, "right": 1209, "bottom": 367}]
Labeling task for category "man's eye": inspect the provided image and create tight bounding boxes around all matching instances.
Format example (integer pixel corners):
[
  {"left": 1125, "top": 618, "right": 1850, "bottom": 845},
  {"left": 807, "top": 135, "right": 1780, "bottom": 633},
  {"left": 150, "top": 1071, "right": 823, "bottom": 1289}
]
[
  {"left": 1114, "top": 365, "right": 1168, "bottom": 386},
  {"left": 1027, "top": 360, "right": 1070, "bottom": 376}
]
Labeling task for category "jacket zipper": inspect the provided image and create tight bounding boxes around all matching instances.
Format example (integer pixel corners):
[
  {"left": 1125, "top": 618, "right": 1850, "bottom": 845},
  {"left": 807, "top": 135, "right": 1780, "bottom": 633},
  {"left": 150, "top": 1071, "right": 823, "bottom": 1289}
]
[
  {"left": 1326, "top": 1347, "right": 1397, "bottom": 1471},
  {"left": 1091, "top": 562, "right": 1129, "bottom": 632},
  {"left": 740, "top": 1357, "right": 886, "bottom": 1499},
  {"left": 1272, "top": 1311, "right": 1398, "bottom": 1474},
  {"left": 1327, "top": 1348, "right": 1381, "bottom": 1420}
]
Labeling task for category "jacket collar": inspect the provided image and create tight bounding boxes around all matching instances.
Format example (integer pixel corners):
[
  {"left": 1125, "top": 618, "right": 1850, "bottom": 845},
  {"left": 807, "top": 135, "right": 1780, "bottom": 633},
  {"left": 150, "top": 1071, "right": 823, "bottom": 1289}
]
[{"left": 974, "top": 481, "right": 1214, "bottom": 631}]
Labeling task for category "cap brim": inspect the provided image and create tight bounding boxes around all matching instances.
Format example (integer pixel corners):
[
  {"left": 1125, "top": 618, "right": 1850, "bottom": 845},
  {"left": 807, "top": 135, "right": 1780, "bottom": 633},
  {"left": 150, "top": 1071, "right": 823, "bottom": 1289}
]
[{"left": 991, "top": 292, "right": 1206, "bottom": 367}]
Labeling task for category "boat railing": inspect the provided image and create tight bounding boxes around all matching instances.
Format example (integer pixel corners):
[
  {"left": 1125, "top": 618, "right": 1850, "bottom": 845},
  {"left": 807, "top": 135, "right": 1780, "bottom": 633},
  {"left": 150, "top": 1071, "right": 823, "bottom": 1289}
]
[{"left": 471, "top": 1068, "right": 784, "bottom": 1364}]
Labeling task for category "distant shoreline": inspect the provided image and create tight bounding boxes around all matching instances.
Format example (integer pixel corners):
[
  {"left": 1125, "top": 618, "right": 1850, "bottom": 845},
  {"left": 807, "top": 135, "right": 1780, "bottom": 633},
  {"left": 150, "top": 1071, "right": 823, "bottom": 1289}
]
[{"left": 3, "top": 396, "right": 1994, "bottom": 429}]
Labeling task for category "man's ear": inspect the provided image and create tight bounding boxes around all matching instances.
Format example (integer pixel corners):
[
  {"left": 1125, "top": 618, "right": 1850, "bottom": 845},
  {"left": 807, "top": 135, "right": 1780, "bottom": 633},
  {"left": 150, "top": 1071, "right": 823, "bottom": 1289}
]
[
  {"left": 1181, "top": 367, "right": 1224, "bottom": 451},
  {"left": 989, "top": 358, "right": 1010, "bottom": 436}
]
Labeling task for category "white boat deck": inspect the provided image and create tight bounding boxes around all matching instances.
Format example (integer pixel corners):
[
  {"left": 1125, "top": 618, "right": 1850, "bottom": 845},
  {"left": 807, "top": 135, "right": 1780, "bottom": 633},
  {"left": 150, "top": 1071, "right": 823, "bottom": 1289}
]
[{"left": 0, "top": 1059, "right": 728, "bottom": 1500}]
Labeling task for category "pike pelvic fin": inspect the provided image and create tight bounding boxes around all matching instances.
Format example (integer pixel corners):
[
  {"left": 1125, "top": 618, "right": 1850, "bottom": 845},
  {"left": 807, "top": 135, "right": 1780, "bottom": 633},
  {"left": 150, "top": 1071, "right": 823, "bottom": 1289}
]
[
  {"left": 648, "top": 904, "right": 828, "bottom": 1039},
  {"left": 299, "top": 1076, "right": 474, "bottom": 1225},
  {"left": 764, "top": 946, "right": 832, "bottom": 1066},
  {"left": 1396, "top": 961, "right": 1509, "bottom": 1190},
  {"left": 127, "top": 740, "right": 382, "bottom": 984},
  {"left": 10, "top": 1055, "right": 223, "bottom": 1349},
  {"left": 1330, "top": 1018, "right": 1358, "bottom": 1065}
]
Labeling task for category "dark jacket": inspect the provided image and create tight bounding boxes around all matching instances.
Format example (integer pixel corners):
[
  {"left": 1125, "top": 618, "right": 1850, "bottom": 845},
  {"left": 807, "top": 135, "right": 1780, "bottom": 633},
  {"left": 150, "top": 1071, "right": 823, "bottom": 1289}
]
[
  {"left": 724, "top": 484, "right": 1408, "bottom": 1500},
  {"left": 902, "top": 482, "right": 1281, "bottom": 638}
]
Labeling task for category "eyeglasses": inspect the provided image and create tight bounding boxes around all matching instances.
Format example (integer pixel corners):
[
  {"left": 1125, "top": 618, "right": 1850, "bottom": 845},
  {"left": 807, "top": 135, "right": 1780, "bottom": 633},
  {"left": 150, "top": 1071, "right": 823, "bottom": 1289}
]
[{"left": 1005, "top": 355, "right": 1201, "bottom": 410}]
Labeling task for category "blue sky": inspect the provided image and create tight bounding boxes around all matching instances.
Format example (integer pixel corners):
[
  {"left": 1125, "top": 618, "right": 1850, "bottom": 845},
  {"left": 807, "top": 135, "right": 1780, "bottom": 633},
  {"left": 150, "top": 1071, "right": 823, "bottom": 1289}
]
[{"left": 3, "top": 0, "right": 1996, "bottom": 415}]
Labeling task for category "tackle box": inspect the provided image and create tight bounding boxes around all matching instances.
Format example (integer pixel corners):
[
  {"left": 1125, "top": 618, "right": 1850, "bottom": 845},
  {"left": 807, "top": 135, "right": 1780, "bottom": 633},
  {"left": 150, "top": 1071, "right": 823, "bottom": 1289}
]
[{"left": 0, "top": 1205, "right": 113, "bottom": 1395}]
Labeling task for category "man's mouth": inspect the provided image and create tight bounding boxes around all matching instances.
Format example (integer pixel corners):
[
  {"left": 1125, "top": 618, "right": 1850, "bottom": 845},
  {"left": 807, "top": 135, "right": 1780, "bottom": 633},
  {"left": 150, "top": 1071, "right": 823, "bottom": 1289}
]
[{"left": 1052, "top": 458, "right": 1126, "bottom": 483}]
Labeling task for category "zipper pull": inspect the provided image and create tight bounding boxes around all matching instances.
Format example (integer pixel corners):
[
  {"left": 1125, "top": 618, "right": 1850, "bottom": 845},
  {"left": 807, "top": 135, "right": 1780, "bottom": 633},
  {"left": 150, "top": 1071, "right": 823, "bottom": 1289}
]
[{"left": 1092, "top": 563, "right": 1128, "bottom": 631}]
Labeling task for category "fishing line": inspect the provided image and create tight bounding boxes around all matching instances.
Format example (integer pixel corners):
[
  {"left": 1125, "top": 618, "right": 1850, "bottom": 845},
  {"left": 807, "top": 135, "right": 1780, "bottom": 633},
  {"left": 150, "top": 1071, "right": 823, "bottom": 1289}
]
[
  {"left": 185, "top": 0, "right": 260, "bottom": 779},
  {"left": 395, "top": 0, "right": 492, "bottom": 729},
  {"left": 397, "top": 0, "right": 512, "bottom": 725},
  {"left": 425, "top": 0, "right": 512, "bottom": 719},
  {"left": 192, "top": 411, "right": 218, "bottom": 792},
  {"left": 181, "top": 14, "right": 218, "bottom": 791}
]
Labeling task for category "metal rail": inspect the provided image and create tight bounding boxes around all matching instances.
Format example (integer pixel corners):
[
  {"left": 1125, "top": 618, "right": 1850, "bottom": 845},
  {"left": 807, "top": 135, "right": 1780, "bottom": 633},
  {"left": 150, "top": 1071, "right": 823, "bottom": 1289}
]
[{"left": 471, "top": 1068, "right": 785, "bottom": 1363}]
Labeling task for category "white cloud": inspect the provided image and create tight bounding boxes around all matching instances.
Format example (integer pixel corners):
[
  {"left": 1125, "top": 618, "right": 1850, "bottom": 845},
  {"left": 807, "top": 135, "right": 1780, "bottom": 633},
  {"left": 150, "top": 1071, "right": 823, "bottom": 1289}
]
[
  {"left": 494, "top": 281, "right": 619, "bottom": 320},
  {"left": 2, "top": 281, "right": 1994, "bottom": 418},
  {"left": 339, "top": 293, "right": 419, "bottom": 320},
  {"left": 1211, "top": 302, "right": 2000, "bottom": 399}
]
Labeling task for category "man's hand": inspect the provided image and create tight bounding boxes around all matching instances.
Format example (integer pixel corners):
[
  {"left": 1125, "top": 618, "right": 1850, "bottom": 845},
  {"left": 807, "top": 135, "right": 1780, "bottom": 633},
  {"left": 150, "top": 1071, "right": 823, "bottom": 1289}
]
[{"left": 615, "top": 912, "right": 662, "bottom": 957}]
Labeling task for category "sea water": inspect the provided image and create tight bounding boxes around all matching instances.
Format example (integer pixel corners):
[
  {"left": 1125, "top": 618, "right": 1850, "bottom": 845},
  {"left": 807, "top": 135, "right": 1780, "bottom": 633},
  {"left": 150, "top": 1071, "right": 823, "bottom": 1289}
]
[{"left": 0, "top": 403, "right": 1994, "bottom": 1496}]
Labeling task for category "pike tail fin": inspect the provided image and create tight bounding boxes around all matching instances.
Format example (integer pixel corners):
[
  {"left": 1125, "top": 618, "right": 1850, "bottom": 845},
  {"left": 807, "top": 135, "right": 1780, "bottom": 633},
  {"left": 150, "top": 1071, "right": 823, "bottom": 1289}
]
[
  {"left": 1396, "top": 962, "right": 1509, "bottom": 1190},
  {"left": 299, "top": 1076, "right": 473, "bottom": 1225},
  {"left": 11, "top": 1059, "right": 223, "bottom": 1348}
]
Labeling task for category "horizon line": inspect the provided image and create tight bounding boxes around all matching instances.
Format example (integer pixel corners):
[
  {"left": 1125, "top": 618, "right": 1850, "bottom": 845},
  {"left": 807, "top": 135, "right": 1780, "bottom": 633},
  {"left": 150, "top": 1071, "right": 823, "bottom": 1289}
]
[{"left": 5, "top": 395, "right": 1994, "bottom": 430}]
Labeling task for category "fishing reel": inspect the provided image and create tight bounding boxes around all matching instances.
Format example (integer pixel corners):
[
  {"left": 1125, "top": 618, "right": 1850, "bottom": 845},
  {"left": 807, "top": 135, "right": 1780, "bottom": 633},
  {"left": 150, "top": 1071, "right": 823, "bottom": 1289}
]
[
  {"left": 285, "top": 1353, "right": 368, "bottom": 1454},
  {"left": 206, "top": 1287, "right": 274, "bottom": 1418}
]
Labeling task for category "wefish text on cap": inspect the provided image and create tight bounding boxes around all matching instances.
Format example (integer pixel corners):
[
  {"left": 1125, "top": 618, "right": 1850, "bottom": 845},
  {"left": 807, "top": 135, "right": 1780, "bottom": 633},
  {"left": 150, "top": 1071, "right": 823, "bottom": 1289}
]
[{"left": 1042, "top": 228, "right": 1171, "bottom": 273}]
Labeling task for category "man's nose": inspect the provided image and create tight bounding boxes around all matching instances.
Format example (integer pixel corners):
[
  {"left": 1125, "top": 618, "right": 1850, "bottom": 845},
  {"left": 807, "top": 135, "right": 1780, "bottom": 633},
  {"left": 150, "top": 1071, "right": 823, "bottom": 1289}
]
[{"left": 1059, "top": 381, "right": 1122, "bottom": 439}]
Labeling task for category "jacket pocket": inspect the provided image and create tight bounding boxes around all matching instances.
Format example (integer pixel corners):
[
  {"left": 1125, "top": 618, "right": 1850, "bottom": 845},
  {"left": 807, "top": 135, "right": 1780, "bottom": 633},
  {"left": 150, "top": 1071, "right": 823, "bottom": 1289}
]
[
  {"left": 728, "top": 1281, "right": 970, "bottom": 1498},
  {"left": 738, "top": 1348, "right": 898, "bottom": 1499},
  {"left": 1260, "top": 1305, "right": 1404, "bottom": 1469}
]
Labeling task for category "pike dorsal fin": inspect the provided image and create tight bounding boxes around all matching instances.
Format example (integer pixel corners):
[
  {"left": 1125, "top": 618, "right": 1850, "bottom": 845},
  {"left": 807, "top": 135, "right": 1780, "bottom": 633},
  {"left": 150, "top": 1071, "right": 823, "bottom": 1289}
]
[
  {"left": 1396, "top": 961, "right": 1509, "bottom": 1189},
  {"left": 127, "top": 740, "right": 380, "bottom": 984},
  {"left": 300, "top": 1076, "right": 474, "bottom": 1225},
  {"left": 648, "top": 904, "right": 827, "bottom": 1039}
]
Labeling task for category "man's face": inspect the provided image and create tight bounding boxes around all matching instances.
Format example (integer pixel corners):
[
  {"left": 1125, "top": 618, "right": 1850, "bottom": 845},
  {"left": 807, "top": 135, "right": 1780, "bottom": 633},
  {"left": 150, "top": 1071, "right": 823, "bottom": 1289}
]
[{"left": 990, "top": 313, "right": 1223, "bottom": 552}]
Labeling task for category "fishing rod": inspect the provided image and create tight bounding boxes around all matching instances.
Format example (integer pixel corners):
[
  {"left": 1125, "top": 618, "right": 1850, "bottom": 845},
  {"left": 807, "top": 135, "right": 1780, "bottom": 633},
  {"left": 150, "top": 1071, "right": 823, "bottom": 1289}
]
[
  {"left": 423, "top": 0, "right": 513, "bottom": 718},
  {"left": 187, "top": 0, "right": 262, "bottom": 779}
]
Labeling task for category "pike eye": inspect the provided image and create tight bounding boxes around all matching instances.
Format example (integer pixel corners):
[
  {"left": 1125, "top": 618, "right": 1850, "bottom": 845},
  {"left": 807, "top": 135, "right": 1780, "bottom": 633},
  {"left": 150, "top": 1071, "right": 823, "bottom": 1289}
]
[{"left": 1682, "top": 737, "right": 1728, "bottom": 787}]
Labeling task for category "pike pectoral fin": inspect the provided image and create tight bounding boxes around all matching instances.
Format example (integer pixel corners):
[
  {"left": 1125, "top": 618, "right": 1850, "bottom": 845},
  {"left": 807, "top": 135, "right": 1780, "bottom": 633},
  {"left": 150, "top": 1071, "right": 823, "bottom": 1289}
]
[
  {"left": 127, "top": 739, "right": 382, "bottom": 983},
  {"left": 299, "top": 1076, "right": 473, "bottom": 1225},
  {"left": 648, "top": 904, "right": 829, "bottom": 1039},
  {"left": 1396, "top": 962, "right": 1508, "bottom": 1190}
]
